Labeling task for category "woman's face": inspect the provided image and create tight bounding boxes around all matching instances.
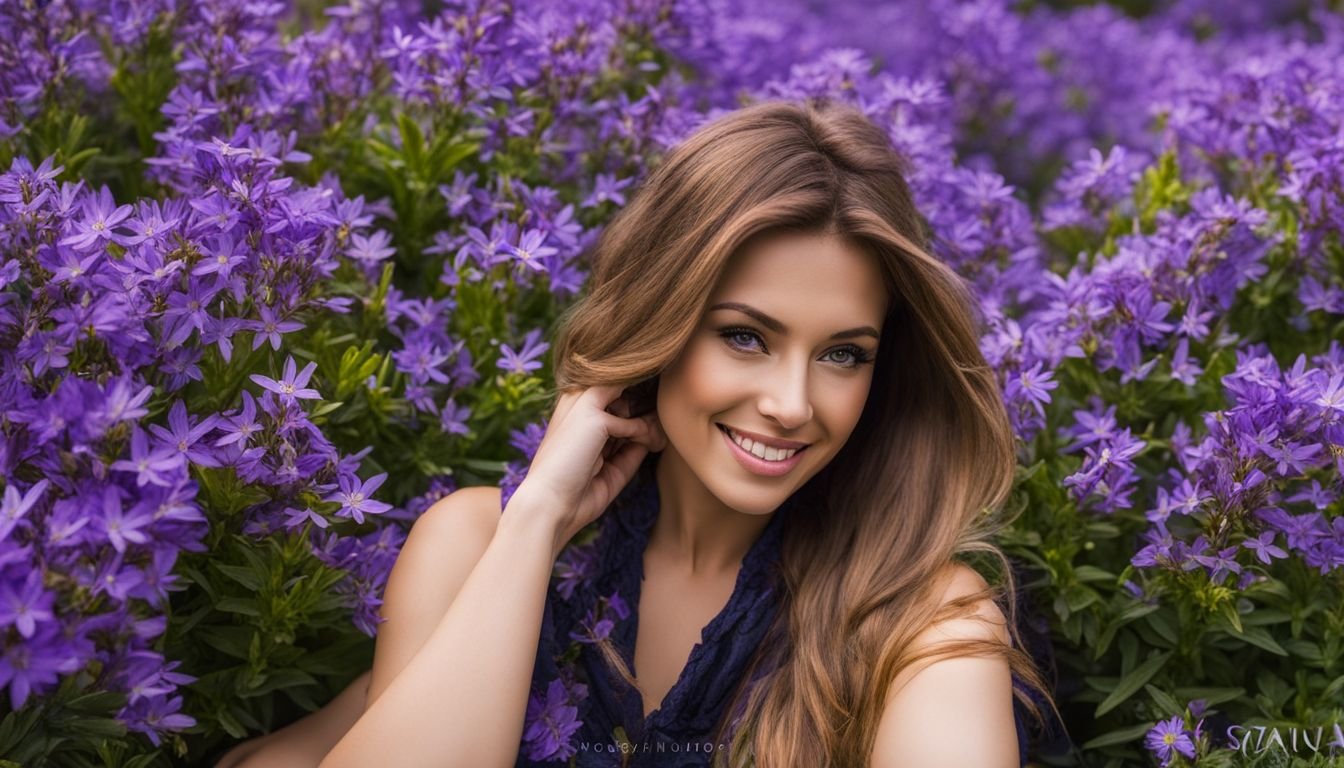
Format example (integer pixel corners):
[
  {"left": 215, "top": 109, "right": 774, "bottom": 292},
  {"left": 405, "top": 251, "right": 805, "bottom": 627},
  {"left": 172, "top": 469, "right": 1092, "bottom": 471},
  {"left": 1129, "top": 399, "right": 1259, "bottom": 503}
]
[{"left": 656, "top": 230, "right": 889, "bottom": 515}]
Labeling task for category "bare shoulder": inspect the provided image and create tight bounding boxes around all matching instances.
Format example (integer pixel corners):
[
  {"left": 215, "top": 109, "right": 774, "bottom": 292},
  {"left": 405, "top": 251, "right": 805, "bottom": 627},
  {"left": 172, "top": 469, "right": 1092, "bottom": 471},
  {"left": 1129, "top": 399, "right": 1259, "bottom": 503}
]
[
  {"left": 868, "top": 563, "right": 1018, "bottom": 768},
  {"left": 413, "top": 485, "right": 503, "bottom": 541},
  {"left": 365, "top": 484, "right": 505, "bottom": 707},
  {"left": 924, "top": 563, "right": 1011, "bottom": 646}
]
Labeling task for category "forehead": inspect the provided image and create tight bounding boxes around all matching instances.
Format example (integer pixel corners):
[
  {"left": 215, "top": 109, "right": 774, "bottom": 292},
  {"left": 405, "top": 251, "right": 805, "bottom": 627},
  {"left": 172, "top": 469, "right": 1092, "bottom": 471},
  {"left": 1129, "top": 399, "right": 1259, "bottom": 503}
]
[{"left": 710, "top": 231, "right": 888, "bottom": 322}]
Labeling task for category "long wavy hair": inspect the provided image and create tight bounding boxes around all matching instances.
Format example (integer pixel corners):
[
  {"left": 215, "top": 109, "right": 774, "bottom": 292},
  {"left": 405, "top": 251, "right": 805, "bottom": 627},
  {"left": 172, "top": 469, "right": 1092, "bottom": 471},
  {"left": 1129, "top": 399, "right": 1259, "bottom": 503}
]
[{"left": 549, "top": 98, "right": 1058, "bottom": 767}]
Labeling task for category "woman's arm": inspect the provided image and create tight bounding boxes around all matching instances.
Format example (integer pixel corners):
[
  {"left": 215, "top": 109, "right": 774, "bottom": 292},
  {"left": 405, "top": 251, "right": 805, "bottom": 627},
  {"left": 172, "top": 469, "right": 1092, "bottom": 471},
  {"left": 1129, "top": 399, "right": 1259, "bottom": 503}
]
[
  {"left": 318, "top": 488, "right": 565, "bottom": 768},
  {"left": 869, "top": 565, "right": 1020, "bottom": 768},
  {"left": 364, "top": 486, "right": 504, "bottom": 711}
]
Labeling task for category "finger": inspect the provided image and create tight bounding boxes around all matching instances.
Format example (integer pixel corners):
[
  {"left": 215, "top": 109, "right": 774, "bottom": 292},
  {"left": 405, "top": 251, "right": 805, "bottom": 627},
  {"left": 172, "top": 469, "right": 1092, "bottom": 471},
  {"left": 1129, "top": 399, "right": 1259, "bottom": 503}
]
[
  {"left": 587, "top": 383, "right": 627, "bottom": 411},
  {"left": 594, "top": 439, "right": 649, "bottom": 497},
  {"left": 600, "top": 411, "right": 656, "bottom": 440},
  {"left": 617, "top": 415, "right": 664, "bottom": 452}
]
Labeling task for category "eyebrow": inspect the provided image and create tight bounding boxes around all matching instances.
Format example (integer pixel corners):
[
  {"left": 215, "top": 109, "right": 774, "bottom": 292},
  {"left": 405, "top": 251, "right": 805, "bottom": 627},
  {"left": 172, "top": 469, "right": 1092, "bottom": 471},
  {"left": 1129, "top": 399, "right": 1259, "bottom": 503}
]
[{"left": 708, "top": 302, "right": 880, "bottom": 341}]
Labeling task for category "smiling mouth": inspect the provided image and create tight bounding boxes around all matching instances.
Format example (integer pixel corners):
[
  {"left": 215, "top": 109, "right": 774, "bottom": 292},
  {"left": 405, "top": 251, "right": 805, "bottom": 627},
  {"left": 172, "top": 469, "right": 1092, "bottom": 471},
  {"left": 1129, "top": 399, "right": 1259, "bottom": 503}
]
[{"left": 716, "top": 423, "right": 811, "bottom": 459}]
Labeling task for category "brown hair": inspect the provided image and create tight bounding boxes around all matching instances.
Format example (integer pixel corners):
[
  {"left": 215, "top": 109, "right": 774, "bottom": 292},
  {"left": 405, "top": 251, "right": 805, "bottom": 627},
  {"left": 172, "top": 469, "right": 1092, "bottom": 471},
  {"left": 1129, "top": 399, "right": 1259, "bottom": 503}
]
[{"left": 549, "top": 98, "right": 1058, "bottom": 766}]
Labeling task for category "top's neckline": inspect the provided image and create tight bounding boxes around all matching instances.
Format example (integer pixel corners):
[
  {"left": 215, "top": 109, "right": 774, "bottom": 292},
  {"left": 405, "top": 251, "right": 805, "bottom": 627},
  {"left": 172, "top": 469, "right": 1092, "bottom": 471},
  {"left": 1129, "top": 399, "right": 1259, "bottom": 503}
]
[{"left": 603, "top": 452, "right": 792, "bottom": 734}]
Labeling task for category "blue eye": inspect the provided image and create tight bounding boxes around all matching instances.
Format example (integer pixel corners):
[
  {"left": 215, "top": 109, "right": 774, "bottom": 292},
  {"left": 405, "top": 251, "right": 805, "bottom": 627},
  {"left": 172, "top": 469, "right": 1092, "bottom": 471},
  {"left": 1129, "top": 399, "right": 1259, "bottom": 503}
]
[
  {"left": 716, "top": 327, "right": 875, "bottom": 369},
  {"left": 721, "top": 328, "right": 764, "bottom": 352}
]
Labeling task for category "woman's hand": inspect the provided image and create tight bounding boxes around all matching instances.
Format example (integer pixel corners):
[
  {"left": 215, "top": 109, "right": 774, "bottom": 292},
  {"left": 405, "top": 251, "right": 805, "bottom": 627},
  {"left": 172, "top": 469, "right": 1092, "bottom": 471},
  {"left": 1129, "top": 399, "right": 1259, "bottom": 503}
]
[{"left": 504, "top": 383, "right": 667, "bottom": 550}]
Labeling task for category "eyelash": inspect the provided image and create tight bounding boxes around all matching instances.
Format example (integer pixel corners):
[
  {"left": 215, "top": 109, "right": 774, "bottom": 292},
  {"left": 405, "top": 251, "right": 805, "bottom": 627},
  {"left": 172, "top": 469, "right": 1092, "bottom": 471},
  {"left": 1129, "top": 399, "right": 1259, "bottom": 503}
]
[{"left": 717, "top": 326, "right": 875, "bottom": 369}]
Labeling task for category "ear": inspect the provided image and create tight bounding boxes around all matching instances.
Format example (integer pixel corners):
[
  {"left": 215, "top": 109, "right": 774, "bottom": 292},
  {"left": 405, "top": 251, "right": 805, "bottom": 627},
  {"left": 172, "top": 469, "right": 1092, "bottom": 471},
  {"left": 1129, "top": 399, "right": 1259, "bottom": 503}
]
[{"left": 625, "top": 376, "right": 659, "bottom": 417}]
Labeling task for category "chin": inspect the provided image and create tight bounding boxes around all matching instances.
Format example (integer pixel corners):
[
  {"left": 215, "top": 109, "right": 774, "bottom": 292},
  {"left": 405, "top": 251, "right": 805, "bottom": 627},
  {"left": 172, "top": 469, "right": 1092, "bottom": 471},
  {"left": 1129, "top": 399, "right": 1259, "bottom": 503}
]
[{"left": 710, "top": 468, "right": 810, "bottom": 516}]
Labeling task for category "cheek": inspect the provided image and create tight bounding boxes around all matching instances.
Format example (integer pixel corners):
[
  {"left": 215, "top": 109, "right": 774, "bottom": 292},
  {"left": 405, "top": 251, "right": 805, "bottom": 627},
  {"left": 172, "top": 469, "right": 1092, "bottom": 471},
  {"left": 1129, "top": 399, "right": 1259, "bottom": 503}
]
[
  {"left": 662, "top": 341, "right": 738, "bottom": 411},
  {"left": 825, "top": 374, "right": 875, "bottom": 440}
]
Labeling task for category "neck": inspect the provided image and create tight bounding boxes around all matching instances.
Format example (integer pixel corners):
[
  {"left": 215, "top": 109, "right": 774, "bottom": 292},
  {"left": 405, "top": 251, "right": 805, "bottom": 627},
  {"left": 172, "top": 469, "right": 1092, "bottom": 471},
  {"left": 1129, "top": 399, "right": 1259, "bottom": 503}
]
[{"left": 649, "top": 449, "right": 775, "bottom": 578}]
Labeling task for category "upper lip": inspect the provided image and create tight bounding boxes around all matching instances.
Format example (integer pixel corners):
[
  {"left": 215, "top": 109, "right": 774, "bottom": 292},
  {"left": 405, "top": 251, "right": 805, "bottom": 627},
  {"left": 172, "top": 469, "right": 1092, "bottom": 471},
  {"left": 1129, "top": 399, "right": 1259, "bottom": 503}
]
[{"left": 718, "top": 424, "right": 811, "bottom": 450}]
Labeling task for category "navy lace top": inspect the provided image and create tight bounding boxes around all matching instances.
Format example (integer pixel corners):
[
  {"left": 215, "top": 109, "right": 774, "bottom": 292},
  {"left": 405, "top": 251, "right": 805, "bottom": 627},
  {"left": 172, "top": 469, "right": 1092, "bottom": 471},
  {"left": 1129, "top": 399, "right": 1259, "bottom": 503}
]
[{"left": 510, "top": 452, "right": 1031, "bottom": 767}]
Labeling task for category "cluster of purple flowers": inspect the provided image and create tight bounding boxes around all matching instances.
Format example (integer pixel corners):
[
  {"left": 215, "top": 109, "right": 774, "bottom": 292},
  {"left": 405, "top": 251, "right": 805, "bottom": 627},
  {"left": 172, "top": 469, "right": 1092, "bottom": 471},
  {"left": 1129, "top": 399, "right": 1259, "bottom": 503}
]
[
  {"left": 1, "top": 0, "right": 1342, "bottom": 763},
  {"left": 0, "top": 134, "right": 398, "bottom": 741},
  {"left": 1134, "top": 346, "right": 1344, "bottom": 583}
]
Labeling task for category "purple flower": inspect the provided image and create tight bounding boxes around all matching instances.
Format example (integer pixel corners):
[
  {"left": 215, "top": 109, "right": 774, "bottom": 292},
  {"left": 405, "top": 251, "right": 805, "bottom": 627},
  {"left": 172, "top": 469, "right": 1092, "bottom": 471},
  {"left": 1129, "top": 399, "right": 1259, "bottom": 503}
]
[
  {"left": 110, "top": 426, "right": 186, "bottom": 488},
  {"left": 569, "top": 590, "right": 630, "bottom": 644},
  {"left": 1169, "top": 338, "right": 1203, "bottom": 386},
  {"left": 392, "top": 339, "right": 452, "bottom": 385},
  {"left": 1065, "top": 400, "right": 1118, "bottom": 452},
  {"left": 59, "top": 185, "right": 133, "bottom": 251},
  {"left": 1315, "top": 372, "right": 1344, "bottom": 414},
  {"left": 250, "top": 356, "right": 321, "bottom": 404},
  {"left": 282, "top": 506, "right": 330, "bottom": 530},
  {"left": 324, "top": 472, "right": 392, "bottom": 524},
  {"left": 521, "top": 677, "right": 585, "bottom": 761},
  {"left": 497, "top": 329, "right": 549, "bottom": 375},
  {"left": 1191, "top": 543, "right": 1242, "bottom": 585},
  {"left": 214, "top": 391, "right": 264, "bottom": 448},
  {"left": 500, "top": 228, "right": 555, "bottom": 274},
  {"left": 93, "top": 376, "right": 154, "bottom": 428},
  {"left": 1243, "top": 531, "right": 1288, "bottom": 565},
  {"left": 581, "top": 172, "right": 633, "bottom": 208},
  {"left": 1132, "top": 520, "right": 1177, "bottom": 569},
  {"left": 554, "top": 542, "right": 599, "bottom": 601},
  {"left": 1005, "top": 361, "right": 1058, "bottom": 417},
  {"left": 0, "top": 479, "right": 49, "bottom": 541},
  {"left": 439, "top": 398, "right": 472, "bottom": 436},
  {"left": 0, "top": 624, "right": 82, "bottom": 709},
  {"left": 0, "top": 570, "right": 56, "bottom": 639},
  {"left": 247, "top": 305, "right": 306, "bottom": 352},
  {"left": 1145, "top": 716, "right": 1196, "bottom": 767},
  {"left": 148, "top": 401, "right": 222, "bottom": 469},
  {"left": 97, "top": 484, "right": 155, "bottom": 554},
  {"left": 347, "top": 230, "right": 396, "bottom": 266}
]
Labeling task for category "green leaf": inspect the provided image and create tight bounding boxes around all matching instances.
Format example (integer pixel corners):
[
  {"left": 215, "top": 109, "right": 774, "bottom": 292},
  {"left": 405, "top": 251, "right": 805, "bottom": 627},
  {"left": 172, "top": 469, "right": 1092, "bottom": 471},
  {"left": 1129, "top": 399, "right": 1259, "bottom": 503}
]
[
  {"left": 1081, "top": 720, "right": 1155, "bottom": 750},
  {"left": 1280, "top": 638, "right": 1318, "bottom": 662},
  {"left": 1096, "top": 602, "right": 1160, "bottom": 658},
  {"left": 216, "top": 564, "right": 263, "bottom": 592},
  {"left": 249, "top": 668, "right": 319, "bottom": 696},
  {"left": 0, "top": 707, "right": 43, "bottom": 755},
  {"left": 429, "top": 139, "right": 479, "bottom": 179},
  {"left": 398, "top": 113, "right": 426, "bottom": 177},
  {"left": 1145, "top": 684, "right": 1181, "bottom": 716},
  {"left": 1171, "top": 687, "right": 1245, "bottom": 707},
  {"left": 1321, "top": 674, "right": 1344, "bottom": 703},
  {"left": 365, "top": 136, "right": 400, "bottom": 165},
  {"left": 1240, "top": 609, "right": 1291, "bottom": 627},
  {"left": 215, "top": 597, "right": 262, "bottom": 617},
  {"left": 311, "top": 400, "right": 344, "bottom": 418},
  {"left": 1227, "top": 624, "right": 1289, "bottom": 656},
  {"left": 1074, "top": 565, "right": 1115, "bottom": 583},
  {"left": 1085, "top": 521, "right": 1121, "bottom": 539},
  {"left": 61, "top": 716, "right": 126, "bottom": 739},
  {"left": 1064, "top": 583, "right": 1100, "bottom": 612},
  {"left": 1096, "top": 651, "right": 1172, "bottom": 717},
  {"left": 460, "top": 458, "right": 507, "bottom": 474},
  {"left": 216, "top": 708, "right": 248, "bottom": 739},
  {"left": 197, "top": 626, "right": 255, "bottom": 660},
  {"left": 1145, "top": 608, "right": 1179, "bottom": 646},
  {"left": 64, "top": 691, "right": 125, "bottom": 713}
]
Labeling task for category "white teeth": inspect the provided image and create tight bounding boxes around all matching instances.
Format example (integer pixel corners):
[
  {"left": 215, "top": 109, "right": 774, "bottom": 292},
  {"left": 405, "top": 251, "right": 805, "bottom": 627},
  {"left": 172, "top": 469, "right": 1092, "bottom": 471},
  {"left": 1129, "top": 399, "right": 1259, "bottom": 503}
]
[{"left": 725, "top": 427, "right": 798, "bottom": 461}]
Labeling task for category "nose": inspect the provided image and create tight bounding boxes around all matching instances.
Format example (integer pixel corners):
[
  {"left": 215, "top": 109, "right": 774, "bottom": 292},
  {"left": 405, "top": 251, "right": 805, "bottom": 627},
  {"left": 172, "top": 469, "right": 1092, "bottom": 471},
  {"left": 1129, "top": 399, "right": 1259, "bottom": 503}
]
[{"left": 757, "top": 356, "right": 813, "bottom": 429}]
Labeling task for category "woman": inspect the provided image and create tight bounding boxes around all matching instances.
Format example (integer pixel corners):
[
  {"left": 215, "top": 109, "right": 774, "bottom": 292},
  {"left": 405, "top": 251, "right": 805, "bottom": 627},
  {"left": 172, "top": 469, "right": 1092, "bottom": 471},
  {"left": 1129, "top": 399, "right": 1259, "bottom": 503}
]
[{"left": 217, "top": 98, "right": 1056, "bottom": 768}]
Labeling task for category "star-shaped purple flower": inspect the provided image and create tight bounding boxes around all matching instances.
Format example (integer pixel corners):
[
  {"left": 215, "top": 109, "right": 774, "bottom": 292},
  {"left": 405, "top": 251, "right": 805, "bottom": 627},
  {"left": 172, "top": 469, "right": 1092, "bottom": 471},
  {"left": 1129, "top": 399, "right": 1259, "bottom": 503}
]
[{"left": 250, "top": 355, "right": 321, "bottom": 404}]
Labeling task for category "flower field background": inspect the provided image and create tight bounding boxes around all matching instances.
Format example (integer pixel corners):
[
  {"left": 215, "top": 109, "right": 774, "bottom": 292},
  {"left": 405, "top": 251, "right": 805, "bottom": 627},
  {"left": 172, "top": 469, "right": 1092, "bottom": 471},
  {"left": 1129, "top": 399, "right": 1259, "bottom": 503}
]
[{"left": 1, "top": 0, "right": 1342, "bottom": 765}]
